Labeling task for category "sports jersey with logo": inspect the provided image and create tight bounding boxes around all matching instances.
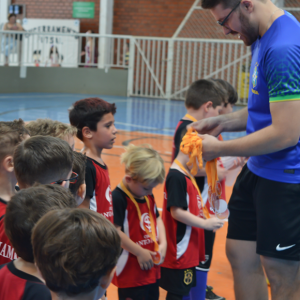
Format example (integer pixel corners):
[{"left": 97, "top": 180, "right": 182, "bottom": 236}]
[
  {"left": 0, "top": 261, "right": 51, "bottom": 300},
  {"left": 162, "top": 169, "right": 205, "bottom": 269},
  {"left": 85, "top": 157, "right": 113, "bottom": 222},
  {"left": 0, "top": 198, "right": 17, "bottom": 265},
  {"left": 112, "top": 187, "right": 160, "bottom": 288},
  {"left": 247, "top": 12, "right": 300, "bottom": 183}
]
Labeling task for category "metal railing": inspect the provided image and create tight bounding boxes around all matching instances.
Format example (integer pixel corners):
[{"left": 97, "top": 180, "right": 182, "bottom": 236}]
[
  {"left": 0, "top": 30, "right": 131, "bottom": 69},
  {"left": 0, "top": 30, "right": 250, "bottom": 104}
]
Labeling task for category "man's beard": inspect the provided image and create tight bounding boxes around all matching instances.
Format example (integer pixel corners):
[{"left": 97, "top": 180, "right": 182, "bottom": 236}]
[{"left": 239, "top": 11, "right": 258, "bottom": 46}]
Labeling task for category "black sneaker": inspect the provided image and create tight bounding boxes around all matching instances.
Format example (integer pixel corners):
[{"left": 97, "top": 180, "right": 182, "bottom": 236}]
[{"left": 206, "top": 285, "right": 226, "bottom": 300}]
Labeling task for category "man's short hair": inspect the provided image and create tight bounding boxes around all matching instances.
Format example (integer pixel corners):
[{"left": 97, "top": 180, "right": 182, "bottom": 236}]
[
  {"left": 14, "top": 136, "right": 73, "bottom": 187},
  {"left": 25, "top": 119, "right": 77, "bottom": 140},
  {"left": 69, "top": 98, "right": 116, "bottom": 141},
  {"left": 69, "top": 151, "right": 86, "bottom": 196},
  {"left": 212, "top": 78, "right": 238, "bottom": 106},
  {"left": 185, "top": 79, "right": 226, "bottom": 109},
  {"left": 0, "top": 119, "right": 30, "bottom": 141},
  {"left": 32, "top": 208, "right": 121, "bottom": 296},
  {"left": 5, "top": 184, "right": 76, "bottom": 263},
  {"left": 201, "top": 0, "right": 239, "bottom": 9}
]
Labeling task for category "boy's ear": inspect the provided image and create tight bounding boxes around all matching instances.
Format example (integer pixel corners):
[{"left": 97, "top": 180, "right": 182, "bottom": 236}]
[
  {"left": 82, "top": 126, "right": 93, "bottom": 139},
  {"left": 203, "top": 101, "right": 213, "bottom": 112},
  {"left": 2, "top": 155, "right": 14, "bottom": 173},
  {"left": 124, "top": 174, "right": 133, "bottom": 184},
  {"left": 77, "top": 183, "right": 86, "bottom": 200},
  {"left": 99, "top": 266, "right": 117, "bottom": 289}
]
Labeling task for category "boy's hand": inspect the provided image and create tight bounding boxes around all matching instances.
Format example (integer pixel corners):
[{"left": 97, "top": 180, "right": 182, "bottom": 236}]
[
  {"left": 217, "top": 165, "right": 228, "bottom": 181},
  {"left": 203, "top": 217, "right": 224, "bottom": 231},
  {"left": 136, "top": 248, "right": 156, "bottom": 270},
  {"left": 158, "top": 242, "right": 167, "bottom": 265}
]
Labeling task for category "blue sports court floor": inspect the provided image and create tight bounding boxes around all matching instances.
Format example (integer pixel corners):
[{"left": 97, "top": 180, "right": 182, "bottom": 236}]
[{"left": 0, "top": 93, "right": 246, "bottom": 140}]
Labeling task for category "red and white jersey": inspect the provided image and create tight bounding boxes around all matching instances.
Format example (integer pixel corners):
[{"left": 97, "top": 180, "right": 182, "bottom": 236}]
[
  {"left": 112, "top": 187, "right": 160, "bottom": 288},
  {"left": 162, "top": 169, "right": 205, "bottom": 269},
  {"left": 85, "top": 157, "right": 113, "bottom": 223},
  {"left": 0, "top": 199, "right": 18, "bottom": 265}
]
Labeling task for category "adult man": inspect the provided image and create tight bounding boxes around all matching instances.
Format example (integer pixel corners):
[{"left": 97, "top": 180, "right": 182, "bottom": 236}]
[{"left": 192, "top": 1, "right": 300, "bottom": 299}]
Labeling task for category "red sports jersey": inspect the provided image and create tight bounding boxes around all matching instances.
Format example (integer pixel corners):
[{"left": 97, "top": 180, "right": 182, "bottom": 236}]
[
  {"left": 0, "top": 261, "right": 51, "bottom": 300},
  {"left": 112, "top": 187, "right": 160, "bottom": 288},
  {"left": 0, "top": 199, "right": 17, "bottom": 265},
  {"left": 85, "top": 157, "right": 114, "bottom": 223},
  {"left": 162, "top": 169, "right": 205, "bottom": 269}
]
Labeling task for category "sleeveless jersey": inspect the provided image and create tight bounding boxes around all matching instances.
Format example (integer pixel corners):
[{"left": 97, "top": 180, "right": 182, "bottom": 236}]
[
  {"left": 0, "top": 199, "right": 18, "bottom": 265},
  {"left": 85, "top": 157, "right": 114, "bottom": 222},
  {"left": 162, "top": 169, "right": 205, "bottom": 269},
  {"left": 112, "top": 187, "right": 160, "bottom": 288}
]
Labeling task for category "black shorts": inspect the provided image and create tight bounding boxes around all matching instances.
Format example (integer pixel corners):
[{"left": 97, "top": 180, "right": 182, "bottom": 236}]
[
  {"left": 118, "top": 280, "right": 159, "bottom": 300},
  {"left": 197, "top": 230, "right": 215, "bottom": 271},
  {"left": 160, "top": 267, "right": 196, "bottom": 296},
  {"left": 227, "top": 164, "right": 300, "bottom": 261}
]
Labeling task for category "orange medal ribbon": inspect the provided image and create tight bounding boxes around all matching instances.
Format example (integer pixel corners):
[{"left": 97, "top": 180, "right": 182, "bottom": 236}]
[
  {"left": 174, "top": 158, "right": 210, "bottom": 219},
  {"left": 120, "top": 180, "right": 161, "bottom": 264},
  {"left": 181, "top": 115, "right": 226, "bottom": 218}
]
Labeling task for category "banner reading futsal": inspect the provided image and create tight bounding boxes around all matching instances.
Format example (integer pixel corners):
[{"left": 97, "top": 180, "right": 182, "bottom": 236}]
[{"left": 22, "top": 18, "right": 80, "bottom": 67}]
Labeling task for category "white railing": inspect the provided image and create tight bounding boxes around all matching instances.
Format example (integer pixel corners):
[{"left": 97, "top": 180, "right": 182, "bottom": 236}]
[
  {"left": 0, "top": 31, "right": 131, "bottom": 69},
  {"left": 0, "top": 30, "right": 250, "bottom": 104},
  {"left": 127, "top": 36, "right": 251, "bottom": 104}
]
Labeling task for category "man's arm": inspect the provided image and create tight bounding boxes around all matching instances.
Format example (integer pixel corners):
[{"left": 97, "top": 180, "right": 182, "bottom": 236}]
[
  {"left": 190, "top": 107, "right": 248, "bottom": 137},
  {"left": 200, "top": 101, "right": 300, "bottom": 160}
]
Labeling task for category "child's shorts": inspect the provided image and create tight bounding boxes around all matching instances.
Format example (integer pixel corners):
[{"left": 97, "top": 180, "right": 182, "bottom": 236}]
[
  {"left": 118, "top": 280, "right": 159, "bottom": 300},
  {"left": 160, "top": 267, "right": 196, "bottom": 296}
]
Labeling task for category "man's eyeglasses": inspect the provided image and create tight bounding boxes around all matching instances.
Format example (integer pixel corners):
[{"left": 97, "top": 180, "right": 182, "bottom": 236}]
[
  {"left": 51, "top": 172, "right": 78, "bottom": 185},
  {"left": 217, "top": 1, "right": 240, "bottom": 27}
]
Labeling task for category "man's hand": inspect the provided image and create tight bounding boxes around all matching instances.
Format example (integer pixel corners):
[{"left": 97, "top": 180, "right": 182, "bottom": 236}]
[
  {"left": 199, "top": 134, "right": 222, "bottom": 161},
  {"left": 188, "top": 116, "right": 223, "bottom": 137}
]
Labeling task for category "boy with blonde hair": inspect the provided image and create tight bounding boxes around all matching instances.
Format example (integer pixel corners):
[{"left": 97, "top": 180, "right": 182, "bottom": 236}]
[
  {"left": 69, "top": 98, "right": 117, "bottom": 223},
  {"left": 112, "top": 144, "right": 167, "bottom": 300},
  {"left": 32, "top": 208, "right": 121, "bottom": 300},
  {"left": 25, "top": 119, "right": 77, "bottom": 150}
]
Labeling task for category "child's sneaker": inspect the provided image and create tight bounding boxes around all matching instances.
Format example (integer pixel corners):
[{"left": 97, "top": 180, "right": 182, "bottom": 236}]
[{"left": 206, "top": 285, "right": 226, "bottom": 300}]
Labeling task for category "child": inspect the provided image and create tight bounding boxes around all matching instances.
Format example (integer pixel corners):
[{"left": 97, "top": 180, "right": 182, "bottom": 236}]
[
  {"left": 0, "top": 133, "right": 22, "bottom": 264},
  {"left": 25, "top": 118, "right": 77, "bottom": 150},
  {"left": 69, "top": 98, "right": 117, "bottom": 223},
  {"left": 171, "top": 79, "right": 226, "bottom": 300},
  {"left": 13, "top": 135, "right": 74, "bottom": 189},
  {"left": 160, "top": 146, "right": 224, "bottom": 300},
  {"left": 0, "top": 125, "right": 28, "bottom": 265},
  {"left": 112, "top": 144, "right": 167, "bottom": 300},
  {"left": 32, "top": 208, "right": 121, "bottom": 300},
  {"left": 0, "top": 119, "right": 30, "bottom": 139},
  {"left": 69, "top": 151, "right": 87, "bottom": 206},
  {"left": 212, "top": 78, "right": 238, "bottom": 115},
  {"left": 0, "top": 184, "right": 76, "bottom": 299}
]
